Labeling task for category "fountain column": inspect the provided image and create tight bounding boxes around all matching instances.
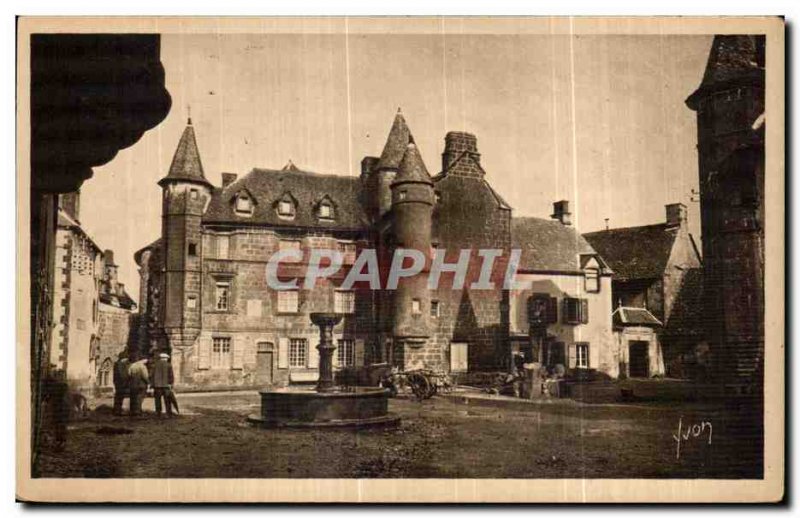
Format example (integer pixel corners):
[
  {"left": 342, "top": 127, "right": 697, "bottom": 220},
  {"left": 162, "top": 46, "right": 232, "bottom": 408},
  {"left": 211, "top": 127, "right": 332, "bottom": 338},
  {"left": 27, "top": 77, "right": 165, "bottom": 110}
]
[{"left": 310, "top": 312, "right": 343, "bottom": 393}]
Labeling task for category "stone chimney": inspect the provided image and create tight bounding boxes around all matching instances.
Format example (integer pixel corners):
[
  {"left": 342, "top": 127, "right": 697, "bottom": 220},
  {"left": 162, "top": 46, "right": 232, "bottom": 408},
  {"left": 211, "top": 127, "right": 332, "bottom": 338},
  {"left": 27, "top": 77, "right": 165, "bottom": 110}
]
[
  {"left": 551, "top": 200, "right": 572, "bottom": 226},
  {"left": 361, "top": 156, "right": 379, "bottom": 177},
  {"left": 221, "top": 172, "right": 238, "bottom": 188},
  {"left": 442, "top": 131, "right": 480, "bottom": 171},
  {"left": 104, "top": 249, "right": 115, "bottom": 266},
  {"left": 666, "top": 203, "right": 687, "bottom": 228}
]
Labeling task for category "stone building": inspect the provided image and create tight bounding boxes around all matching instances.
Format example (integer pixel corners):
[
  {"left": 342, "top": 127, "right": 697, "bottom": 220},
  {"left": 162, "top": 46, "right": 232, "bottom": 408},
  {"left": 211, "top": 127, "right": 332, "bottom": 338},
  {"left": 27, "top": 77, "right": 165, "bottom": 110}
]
[
  {"left": 136, "top": 111, "right": 617, "bottom": 389},
  {"left": 49, "top": 192, "right": 138, "bottom": 389},
  {"left": 686, "top": 35, "right": 765, "bottom": 387},
  {"left": 583, "top": 203, "right": 704, "bottom": 377},
  {"left": 49, "top": 193, "right": 103, "bottom": 387},
  {"left": 93, "top": 250, "right": 137, "bottom": 390},
  {"left": 509, "top": 203, "right": 616, "bottom": 377}
]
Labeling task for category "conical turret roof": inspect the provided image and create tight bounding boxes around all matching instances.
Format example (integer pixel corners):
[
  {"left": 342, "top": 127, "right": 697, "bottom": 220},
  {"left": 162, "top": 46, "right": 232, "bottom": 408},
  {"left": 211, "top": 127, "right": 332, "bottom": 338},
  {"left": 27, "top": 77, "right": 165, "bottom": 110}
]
[
  {"left": 686, "top": 35, "right": 765, "bottom": 110},
  {"left": 393, "top": 141, "right": 433, "bottom": 186},
  {"left": 376, "top": 109, "right": 414, "bottom": 170},
  {"left": 159, "top": 119, "right": 213, "bottom": 188}
]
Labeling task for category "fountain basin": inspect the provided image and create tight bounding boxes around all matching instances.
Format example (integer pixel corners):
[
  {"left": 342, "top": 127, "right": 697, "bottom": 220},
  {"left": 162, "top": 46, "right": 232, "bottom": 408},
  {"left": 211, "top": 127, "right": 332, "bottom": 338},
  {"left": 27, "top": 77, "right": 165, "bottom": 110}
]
[{"left": 247, "top": 386, "right": 400, "bottom": 429}]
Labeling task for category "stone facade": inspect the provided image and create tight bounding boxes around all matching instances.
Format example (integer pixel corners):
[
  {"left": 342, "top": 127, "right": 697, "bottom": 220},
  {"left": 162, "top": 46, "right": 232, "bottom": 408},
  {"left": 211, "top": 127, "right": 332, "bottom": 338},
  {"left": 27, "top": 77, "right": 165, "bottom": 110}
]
[
  {"left": 136, "top": 112, "right": 616, "bottom": 389},
  {"left": 686, "top": 35, "right": 765, "bottom": 386},
  {"left": 50, "top": 194, "right": 138, "bottom": 389}
]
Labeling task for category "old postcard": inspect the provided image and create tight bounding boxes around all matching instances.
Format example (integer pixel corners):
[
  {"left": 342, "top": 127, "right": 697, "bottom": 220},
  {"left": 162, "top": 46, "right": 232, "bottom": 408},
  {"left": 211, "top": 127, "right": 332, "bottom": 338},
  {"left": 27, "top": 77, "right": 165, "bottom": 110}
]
[{"left": 16, "top": 16, "right": 785, "bottom": 503}]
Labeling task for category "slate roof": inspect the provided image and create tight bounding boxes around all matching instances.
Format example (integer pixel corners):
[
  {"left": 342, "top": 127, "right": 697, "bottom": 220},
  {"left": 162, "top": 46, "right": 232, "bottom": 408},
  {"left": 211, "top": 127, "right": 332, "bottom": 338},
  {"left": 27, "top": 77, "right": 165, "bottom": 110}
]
[
  {"left": 686, "top": 35, "right": 765, "bottom": 109},
  {"left": 663, "top": 267, "right": 705, "bottom": 339},
  {"left": 159, "top": 120, "right": 213, "bottom": 188},
  {"left": 203, "top": 166, "right": 368, "bottom": 230},
  {"left": 511, "top": 217, "right": 598, "bottom": 273},
  {"left": 376, "top": 110, "right": 413, "bottom": 170},
  {"left": 134, "top": 238, "right": 162, "bottom": 266},
  {"left": 613, "top": 306, "right": 663, "bottom": 327},
  {"left": 100, "top": 290, "right": 137, "bottom": 310},
  {"left": 393, "top": 141, "right": 432, "bottom": 185},
  {"left": 583, "top": 224, "right": 678, "bottom": 282}
]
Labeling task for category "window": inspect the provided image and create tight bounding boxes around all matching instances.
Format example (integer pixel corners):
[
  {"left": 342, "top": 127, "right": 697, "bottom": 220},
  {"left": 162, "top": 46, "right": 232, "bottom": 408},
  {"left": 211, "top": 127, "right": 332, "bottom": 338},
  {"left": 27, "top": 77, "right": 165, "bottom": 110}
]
[
  {"left": 289, "top": 338, "right": 307, "bottom": 368},
  {"left": 187, "top": 296, "right": 197, "bottom": 309},
  {"left": 215, "top": 282, "right": 230, "bottom": 311},
  {"left": 77, "top": 318, "right": 86, "bottom": 330},
  {"left": 562, "top": 297, "right": 588, "bottom": 325},
  {"left": 338, "top": 241, "right": 357, "bottom": 264},
  {"left": 398, "top": 190, "right": 407, "bottom": 201},
  {"left": 217, "top": 235, "right": 229, "bottom": 259},
  {"left": 235, "top": 194, "right": 253, "bottom": 214},
  {"left": 412, "top": 298, "right": 421, "bottom": 315},
  {"left": 430, "top": 300, "right": 440, "bottom": 318},
  {"left": 319, "top": 203, "right": 333, "bottom": 219},
  {"left": 188, "top": 242, "right": 197, "bottom": 256},
  {"left": 334, "top": 290, "right": 355, "bottom": 314},
  {"left": 576, "top": 342, "right": 590, "bottom": 369},
  {"left": 337, "top": 339, "right": 355, "bottom": 367},
  {"left": 212, "top": 337, "right": 232, "bottom": 369},
  {"left": 585, "top": 268, "right": 600, "bottom": 293},
  {"left": 277, "top": 290, "right": 299, "bottom": 313},
  {"left": 278, "top": 199, "right": 295, "bottom": 218},
  {"left": 434, "top": 191, "right": 441, "bottom": 203},
  {"left": 190, "top": 188, "right": 199, "bottom": 200}
]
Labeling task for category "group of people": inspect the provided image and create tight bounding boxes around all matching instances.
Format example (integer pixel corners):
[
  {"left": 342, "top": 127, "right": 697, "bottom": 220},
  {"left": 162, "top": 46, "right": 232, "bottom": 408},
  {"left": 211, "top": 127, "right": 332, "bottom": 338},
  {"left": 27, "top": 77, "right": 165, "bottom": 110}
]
[{"left": 113, "top": 351, "right": 179, "bottom": 418}]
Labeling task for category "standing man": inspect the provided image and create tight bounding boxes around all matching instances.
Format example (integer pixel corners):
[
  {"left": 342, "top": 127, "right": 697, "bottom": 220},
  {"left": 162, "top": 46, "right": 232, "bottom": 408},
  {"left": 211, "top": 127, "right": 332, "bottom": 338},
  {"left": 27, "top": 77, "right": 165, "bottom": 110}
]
[
  {"left": 128, "top": 356, "right": 150, "bottom": 417},
  {"left": 151, "top": 352, "right": 174, "bottom": 418},
  {"left": 112, "top": 353, "right": 130, "bottom": 416}
]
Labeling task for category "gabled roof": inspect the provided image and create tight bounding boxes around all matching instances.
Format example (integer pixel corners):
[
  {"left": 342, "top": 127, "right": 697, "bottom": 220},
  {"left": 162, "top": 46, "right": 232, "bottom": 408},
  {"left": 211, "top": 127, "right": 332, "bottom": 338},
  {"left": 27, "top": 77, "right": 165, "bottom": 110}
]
[
  {"left": 511, "top": 217, "right": 598, "bottom": 273},
  {"left": 613, "top": 306, "right": 663, "bottom": 327},
  {"left": 686, "top": 35, "right": 765, "bottom": 110},
  {"left": 159, "top": 120, "right": 213, "bottom": 188},
  {"left": 376, "top": 110, "right": 413, "bottom": 170},
  {"left": 583, "top": 224, "right": 678, "bottom": 282},
  {"left": 662, "top": 267, "right": 705, "bottom": 339},
  {"left": 203, "top": 166, "right": 368, "bottom": 230}
]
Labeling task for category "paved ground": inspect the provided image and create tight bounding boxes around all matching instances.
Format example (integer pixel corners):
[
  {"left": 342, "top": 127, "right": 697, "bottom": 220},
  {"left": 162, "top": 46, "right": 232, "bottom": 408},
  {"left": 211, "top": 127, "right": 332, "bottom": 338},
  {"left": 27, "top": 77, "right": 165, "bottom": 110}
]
[{"left": 36, "top": 390, "right": 763, "bottom": 479}]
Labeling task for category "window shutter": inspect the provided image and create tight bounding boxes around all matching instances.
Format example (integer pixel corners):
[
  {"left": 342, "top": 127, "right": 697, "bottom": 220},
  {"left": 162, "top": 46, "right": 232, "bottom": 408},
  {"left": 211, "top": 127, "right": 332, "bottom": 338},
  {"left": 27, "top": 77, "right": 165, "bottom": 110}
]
[
  {"left": 355, "top": 339, "right": 366, "bottom": 366},
  {"left": 278, "top": 337, "right": 289, "bottom": 369},
  {"left": 308, "top": 337, "right": 320, "bottom": 368},
  {"left": 581, "top": 299, "right": 589, "bottom": 324},
  {"left": 333, "top": 334, "right": 343, "bottom": 368},
  {"left": 568, "top": 342, "right": 577, "bottom": 369},
  {"left": 232, "top": 335, "right": 245, "bottom": 370},
  {"left": 561, "top": 298, "right": 569, "bottom": 324},
  {"left": 547, "top": 297, "right": 558, "bottom": 324},
  {"left": 197, "top": 336, "right": 211, "bottom": 370}
]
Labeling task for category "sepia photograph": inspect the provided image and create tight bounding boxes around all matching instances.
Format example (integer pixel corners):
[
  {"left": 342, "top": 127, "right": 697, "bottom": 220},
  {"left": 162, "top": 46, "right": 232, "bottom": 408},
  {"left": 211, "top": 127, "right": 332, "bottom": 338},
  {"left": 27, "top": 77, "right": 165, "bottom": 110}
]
[{"left": 16, "top": 15, "right": 785, "bottom": 503}]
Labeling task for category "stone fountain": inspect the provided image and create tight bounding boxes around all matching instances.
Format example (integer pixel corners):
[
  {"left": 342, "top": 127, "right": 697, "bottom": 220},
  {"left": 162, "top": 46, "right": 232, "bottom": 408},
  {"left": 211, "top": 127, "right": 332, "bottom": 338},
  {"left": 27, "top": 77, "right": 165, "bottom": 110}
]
[{"left": 248, "top": 312, "right": 399, "bottom": 428}]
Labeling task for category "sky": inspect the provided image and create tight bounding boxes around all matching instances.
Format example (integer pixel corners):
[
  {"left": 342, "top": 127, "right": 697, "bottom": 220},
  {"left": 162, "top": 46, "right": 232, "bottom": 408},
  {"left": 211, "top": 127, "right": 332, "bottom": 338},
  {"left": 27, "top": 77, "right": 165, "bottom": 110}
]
[{"left": 80, "top": 29, "right": 712, "bottom": 303}]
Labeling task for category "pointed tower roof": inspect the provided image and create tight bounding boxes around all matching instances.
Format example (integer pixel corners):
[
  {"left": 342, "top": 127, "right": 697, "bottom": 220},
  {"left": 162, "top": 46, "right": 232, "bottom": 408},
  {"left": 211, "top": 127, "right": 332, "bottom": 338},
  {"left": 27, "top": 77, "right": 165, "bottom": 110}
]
[
  {"left": 686, "top": 35, "right": 765, "bottom": 110},
  {"left": 376, "top": 109, "right": 414, "bottom": 170},
  {"left": 159, "top": 119, "right": 213, "bottom": 188},
  {"left": 393, "top": 141, "right": 433, "bottom": 186}
]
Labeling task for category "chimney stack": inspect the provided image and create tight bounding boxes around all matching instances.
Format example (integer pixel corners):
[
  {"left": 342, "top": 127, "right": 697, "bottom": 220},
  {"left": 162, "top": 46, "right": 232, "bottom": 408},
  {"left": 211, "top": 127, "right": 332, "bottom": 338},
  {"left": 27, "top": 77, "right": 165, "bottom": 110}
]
[
  {"left": 442, "top": 131, "right": 480, "bottom": 172},
  {"left": 104, "top": 249, "right": 115, "bottom": 266},
  {"left": 361, "top": 156, "right": 379, "bottom": 177},
  {"left": 665, "top": 203, "right": 687, "bottom": 228},
  {"left": 221, "top": 173, "right": 238, "bottom": 188},
  {"left": 551, "top": 200, "right": 572, "bottom": 226}
]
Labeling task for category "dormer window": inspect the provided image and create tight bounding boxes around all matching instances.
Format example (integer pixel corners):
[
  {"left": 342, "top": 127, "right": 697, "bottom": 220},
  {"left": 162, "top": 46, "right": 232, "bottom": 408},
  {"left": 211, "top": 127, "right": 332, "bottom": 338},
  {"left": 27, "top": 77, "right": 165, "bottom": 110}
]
[
  {"left": 233, "top": 191, "right": 255, "bottom": 216},
  {"left": 585, "top": 268, "right": 600, "bottom": 293},
  {"left": 315, "top": 195, "right": 336, "bottom": 221},
  {"left": 319, "top": 202, "right": 333, "bottom": 219},
  {"left": 276, "top": 193, "right": 297, "bottom": 220}
]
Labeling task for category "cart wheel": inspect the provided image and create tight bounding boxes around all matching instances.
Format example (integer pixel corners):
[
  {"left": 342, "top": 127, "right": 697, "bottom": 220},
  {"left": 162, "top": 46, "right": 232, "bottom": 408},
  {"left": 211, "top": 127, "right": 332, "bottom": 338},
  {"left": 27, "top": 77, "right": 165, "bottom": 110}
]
[{"left": 407, "top": 373, "right": 431, "bottom": 400}]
